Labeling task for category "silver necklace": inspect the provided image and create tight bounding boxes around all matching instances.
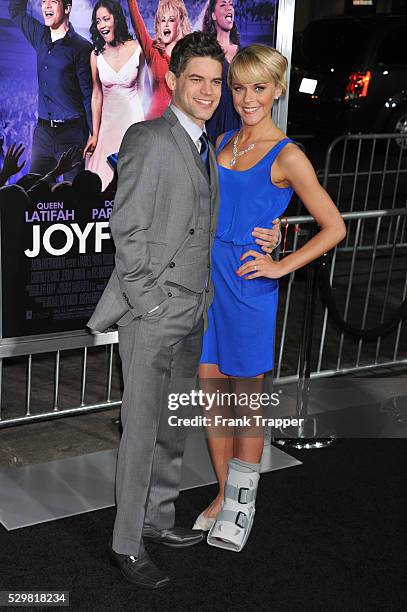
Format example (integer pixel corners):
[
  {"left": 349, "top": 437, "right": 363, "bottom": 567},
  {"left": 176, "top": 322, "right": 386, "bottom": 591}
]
[{"left": 230, "top": 131, "right": 256, "bottom": 167}]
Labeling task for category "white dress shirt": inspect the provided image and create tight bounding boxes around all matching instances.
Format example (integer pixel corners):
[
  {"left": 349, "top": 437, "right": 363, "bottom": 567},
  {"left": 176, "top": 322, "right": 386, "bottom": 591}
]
[{"left": 170, "top": 103, "right": 207, "bottom": 153}]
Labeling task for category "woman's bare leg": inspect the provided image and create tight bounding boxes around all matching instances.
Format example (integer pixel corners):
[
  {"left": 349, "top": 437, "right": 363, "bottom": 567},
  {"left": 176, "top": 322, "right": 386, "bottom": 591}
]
[
  {"left": 231, "top": 374, "right": 265, "bottom": 464},
  {"left": 198, "top": 363, "right": 233, "bottom": 519},
  {"left": 197, "top": 368, "right": 266, "bottom": 519}
]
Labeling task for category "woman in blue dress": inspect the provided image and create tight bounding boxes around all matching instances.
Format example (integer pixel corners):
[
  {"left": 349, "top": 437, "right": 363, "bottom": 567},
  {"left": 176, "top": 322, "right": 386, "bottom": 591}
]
[{"left": 193, "top": 44, "right": 346, "bottom": 552}]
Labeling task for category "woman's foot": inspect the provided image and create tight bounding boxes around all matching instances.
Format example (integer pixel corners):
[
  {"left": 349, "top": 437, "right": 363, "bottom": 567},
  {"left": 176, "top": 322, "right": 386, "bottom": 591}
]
[
  {"left": 192, "top": 494, "right": 224, "bottom": 531},
  {"left": 207, "top": 459, "right": 260, "bottom": 552},
  {"left": 202, "top": 494, "right": 224, "bottom": 519}
]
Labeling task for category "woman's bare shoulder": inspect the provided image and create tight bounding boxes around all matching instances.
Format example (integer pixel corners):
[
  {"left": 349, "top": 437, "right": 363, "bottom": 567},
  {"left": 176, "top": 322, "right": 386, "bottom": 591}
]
[
  {"left": 278, "top": 141, "right": 307, "bottom": 164},
  {"left": 215, "top": 132, "right": 226, "bottom": 150}
]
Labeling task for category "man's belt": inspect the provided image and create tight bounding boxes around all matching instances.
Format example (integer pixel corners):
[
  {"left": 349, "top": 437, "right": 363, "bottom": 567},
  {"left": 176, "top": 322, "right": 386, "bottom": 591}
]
[{"left": 38, "top": 118, "right": 85, "bottom": 128}]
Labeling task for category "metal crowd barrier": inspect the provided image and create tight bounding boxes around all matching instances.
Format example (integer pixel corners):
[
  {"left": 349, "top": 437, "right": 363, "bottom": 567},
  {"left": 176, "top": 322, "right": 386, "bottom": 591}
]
[
  {"left": 274, "top": 206, "right": 407, "bottom": 449},
  {"left": 0, "top": 331, "right": 120, "bottom": 427},
  {"left": 319, "top": 133, "right": 407, "bottom": 219},
  {"left": 274, "top": 207, "right": 407, "bottom": 384},
  {"left": 1, "top": 134, "right": 406, "bottom": 428}
]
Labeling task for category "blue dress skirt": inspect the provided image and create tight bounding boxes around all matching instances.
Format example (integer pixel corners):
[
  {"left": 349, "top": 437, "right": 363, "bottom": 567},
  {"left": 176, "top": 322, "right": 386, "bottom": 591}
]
[{"left": 200, "top": 131, "right": 294, "bottom": 377}]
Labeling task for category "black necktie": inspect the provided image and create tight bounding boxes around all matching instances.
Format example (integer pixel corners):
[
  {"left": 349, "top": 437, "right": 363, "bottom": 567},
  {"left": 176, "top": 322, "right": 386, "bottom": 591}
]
[{"left": 199, "top": 132, "right": 210, "bottom": 177}]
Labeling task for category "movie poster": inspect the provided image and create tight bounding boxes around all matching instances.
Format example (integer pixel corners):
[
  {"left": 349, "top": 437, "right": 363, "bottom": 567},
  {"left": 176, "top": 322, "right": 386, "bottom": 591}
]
[
  {"left": 0, "top": 0, "right": 278, "bottom": 337},
  {"left": 0, "top": 190, "right": 114, "bottom": 336}
]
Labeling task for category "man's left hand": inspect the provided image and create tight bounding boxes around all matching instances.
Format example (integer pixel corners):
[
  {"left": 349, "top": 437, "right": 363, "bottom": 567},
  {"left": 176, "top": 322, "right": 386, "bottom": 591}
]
[{"left": 251, "top": 218, "right": 281, "bottom": 253}]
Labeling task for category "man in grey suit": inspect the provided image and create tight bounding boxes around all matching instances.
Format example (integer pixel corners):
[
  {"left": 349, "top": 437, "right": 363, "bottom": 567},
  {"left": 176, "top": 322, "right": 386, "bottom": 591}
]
[{"left": 87, "top": 32, "right": 224, "bottom": 589}]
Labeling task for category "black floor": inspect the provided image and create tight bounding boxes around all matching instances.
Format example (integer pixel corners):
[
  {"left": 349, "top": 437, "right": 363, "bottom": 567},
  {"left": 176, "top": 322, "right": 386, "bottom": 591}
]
[{"left": 1, "top": 439, "right": 406, "bottom": 611}]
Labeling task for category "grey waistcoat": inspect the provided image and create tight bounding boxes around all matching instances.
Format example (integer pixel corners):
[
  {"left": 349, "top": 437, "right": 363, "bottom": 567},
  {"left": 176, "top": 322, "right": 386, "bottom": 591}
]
[{"left": 158, "top": 137, "right": 213, "bottom": 293}]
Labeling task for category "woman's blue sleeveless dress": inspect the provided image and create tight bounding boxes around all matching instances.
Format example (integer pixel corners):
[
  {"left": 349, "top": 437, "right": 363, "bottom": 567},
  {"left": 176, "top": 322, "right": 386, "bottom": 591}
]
[{"left": 200, "top": 130, "right": 294, "bottom": 377}]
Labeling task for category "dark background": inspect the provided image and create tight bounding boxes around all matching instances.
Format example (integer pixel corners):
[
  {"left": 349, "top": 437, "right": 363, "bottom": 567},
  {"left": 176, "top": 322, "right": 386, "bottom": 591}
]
[{"left": 295, "top": 0, "right": 407, "bottom": 31}]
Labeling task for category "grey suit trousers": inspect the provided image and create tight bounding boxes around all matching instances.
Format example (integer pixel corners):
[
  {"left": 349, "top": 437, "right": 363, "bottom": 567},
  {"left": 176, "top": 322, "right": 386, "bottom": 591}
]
[{"left": 112, "top": 284, "right": 205, "bottom": 556}]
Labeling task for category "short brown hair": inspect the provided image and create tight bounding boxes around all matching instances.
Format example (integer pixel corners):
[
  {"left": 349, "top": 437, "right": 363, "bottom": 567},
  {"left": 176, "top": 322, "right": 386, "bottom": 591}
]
[{"left": 169, "top": 31, "right": 224, "bottom": 77}]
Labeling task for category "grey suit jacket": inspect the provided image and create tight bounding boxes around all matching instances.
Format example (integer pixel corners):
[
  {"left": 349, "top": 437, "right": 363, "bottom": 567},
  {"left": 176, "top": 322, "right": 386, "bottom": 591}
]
[{"left": 87, "top": 108, "right": 220, "bottom": 333}]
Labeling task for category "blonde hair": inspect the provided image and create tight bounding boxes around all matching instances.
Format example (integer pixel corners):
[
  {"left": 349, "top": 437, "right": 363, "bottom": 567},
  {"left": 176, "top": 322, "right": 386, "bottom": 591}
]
[
  {"left": 228, "top": 44, "right": 288, "bottom": 94},
  {"left": 154, "top": 0, "right": 192, "bottom": 50}
]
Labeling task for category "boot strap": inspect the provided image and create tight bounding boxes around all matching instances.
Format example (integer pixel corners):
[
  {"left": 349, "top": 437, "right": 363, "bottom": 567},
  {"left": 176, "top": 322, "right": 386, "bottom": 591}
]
[
  {"left": 224, "top": 483, "right": 256, "bottom": 504},
  {"left": 216, "top": 509, "right": 249, "bottom": 529}
]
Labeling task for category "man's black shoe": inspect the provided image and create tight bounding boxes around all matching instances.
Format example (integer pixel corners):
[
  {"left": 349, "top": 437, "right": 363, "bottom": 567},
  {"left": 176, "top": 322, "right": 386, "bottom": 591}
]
[
  {"left": 108, "top": 542, "right": 169, "bottom": 589},
  {"left": 142, "top": 526, "right": 205, "bottom": 548}
]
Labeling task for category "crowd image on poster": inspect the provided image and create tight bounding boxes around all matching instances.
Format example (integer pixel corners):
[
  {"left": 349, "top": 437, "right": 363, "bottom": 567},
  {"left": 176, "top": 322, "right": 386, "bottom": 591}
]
[{"left": 0, "top": 0, "right": 277, "bottom": 336}]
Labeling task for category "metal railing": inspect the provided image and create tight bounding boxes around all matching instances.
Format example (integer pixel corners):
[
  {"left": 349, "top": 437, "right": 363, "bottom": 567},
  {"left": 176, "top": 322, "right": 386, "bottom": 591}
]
[
  {"left": 274, "top": 207, "right": 407, "bottom": 383},
  {"left": 319, "top": 134, "right": 407, "bottom": 256},
  {"left": 0, "top": 330, "right": 120, "bottom": 427}
]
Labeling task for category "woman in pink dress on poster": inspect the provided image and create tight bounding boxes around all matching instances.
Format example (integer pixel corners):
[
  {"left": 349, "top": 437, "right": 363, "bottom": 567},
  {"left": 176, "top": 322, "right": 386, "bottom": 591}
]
[
  {"left": 127, "top": 0, "right": 191, "bottom": 119},
  {"left": 84, "top": 0, "right": 145, "bottom": 190}
]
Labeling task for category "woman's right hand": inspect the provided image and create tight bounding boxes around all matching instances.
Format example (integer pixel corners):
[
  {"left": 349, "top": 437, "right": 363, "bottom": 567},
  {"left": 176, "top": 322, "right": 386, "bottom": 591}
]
[{"left": 83, "top": 135, "right": 98, "bottom": 158}]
